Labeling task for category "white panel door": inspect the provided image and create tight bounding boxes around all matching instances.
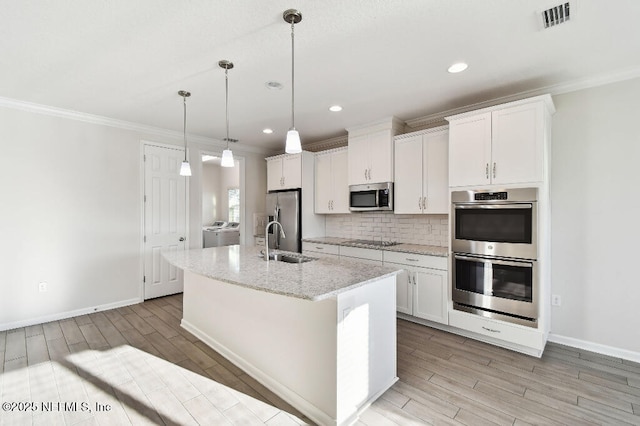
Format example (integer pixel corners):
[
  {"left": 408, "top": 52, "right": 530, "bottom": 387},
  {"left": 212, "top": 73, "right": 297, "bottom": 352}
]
[
  {"left": 144, "top": 144, "right": 187, "bottom": 299},
  {"left": 281, "top": 153, "right": 302, "bottom": 189},
  {"left": 394, "top": 135, "right": 423, "bottom": 214},
  {"left": 331, "top": 149, "right": 350, "bottom": 213},
  {"left": 413, "top": 267, "right": 448, "bottom": 324},
  {"left": 368, "top": 130, "right": 394, "bottom": 184},
  {"left": 448, "top": 112, "right": 492, "bottom": 187},
  {"left": 266, "top": 158, "right": 283, "bottom": 191},
  {"left": 423, "top": 130, "right": 449, "bottom": 214},
  {"left": 492, "top": 102, "right": 544, "bottom": 184},
  {"left": 348, "top": 134, "right": 370, "bottom": 185},
  {"left": 315, "top": 152, "right": 332, "bottom": 213}
]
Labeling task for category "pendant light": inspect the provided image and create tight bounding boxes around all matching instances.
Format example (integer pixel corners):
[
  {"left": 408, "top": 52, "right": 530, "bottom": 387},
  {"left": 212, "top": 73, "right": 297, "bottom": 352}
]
[
  {"left": 283, "top": 9, "right": 302, "bottom": 154},
  {"left": 178, "top": 90, "right": 192, "bottom": 176},
  {"left": 219, "top": 60, "right": 236, "bottom": 168}
]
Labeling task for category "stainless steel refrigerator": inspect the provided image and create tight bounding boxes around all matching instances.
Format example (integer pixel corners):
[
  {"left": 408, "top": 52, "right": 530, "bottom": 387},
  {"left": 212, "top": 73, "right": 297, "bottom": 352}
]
[{"left": 265, "top": 189, "right": 301, "bottom": 252}]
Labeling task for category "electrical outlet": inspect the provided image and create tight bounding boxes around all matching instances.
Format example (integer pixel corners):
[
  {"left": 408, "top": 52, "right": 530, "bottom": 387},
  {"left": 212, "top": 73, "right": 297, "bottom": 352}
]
[
  {"left": 38, "top": 282, "right": 48, "bottom": 292},
  {"left": 551, "top": 294, "right": 561, "bottom": 306}
]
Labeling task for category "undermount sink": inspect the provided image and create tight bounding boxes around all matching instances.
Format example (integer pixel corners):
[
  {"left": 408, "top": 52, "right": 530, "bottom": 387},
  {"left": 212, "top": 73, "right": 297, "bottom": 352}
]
[{"left": 260, "top": 251, "right": 316, "bottom": 263}]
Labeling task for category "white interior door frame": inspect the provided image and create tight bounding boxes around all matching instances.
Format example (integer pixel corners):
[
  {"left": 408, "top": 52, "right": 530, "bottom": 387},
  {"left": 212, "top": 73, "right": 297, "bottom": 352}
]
[
  {"left": 139, "top": 140, "right": 190, "bottom": 300},
  {"left": 199, "top": 149, "right": 246, "bottom": 247}
]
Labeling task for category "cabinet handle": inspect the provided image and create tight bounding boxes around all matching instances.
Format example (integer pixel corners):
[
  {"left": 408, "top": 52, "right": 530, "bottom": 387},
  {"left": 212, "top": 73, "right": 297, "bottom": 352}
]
[
  {"left": 368, "top": 168, "right": 372, "bottom": 180},
  {"left": 406, "top": 258, "right": 420, "bottom": 262},
  {"left": 422, "top": 197, "right": 426, "bottom": 210},
  {"left": 331, "top": 200, "right": 334, "bottom": 210},
  {"left": 315, "top": 246, "right": 324, "bottom": 250},
  {"left": 364, "top": 169, "right": 367, "bottom": 180},
  {"left": 482, "top": 326, "right": 501, "bottom": 333},
  {"left": 485, "top": 163, "right": 489, "bottom": 179},
  {"left": 328, "top": 200, "right": 331, "bottom": 210},
  {"left": 418, "top": 197, "right": 422, "bottom": 210},
  {"left": 493, "top": 162, "right": 496, "bottom": 179}
]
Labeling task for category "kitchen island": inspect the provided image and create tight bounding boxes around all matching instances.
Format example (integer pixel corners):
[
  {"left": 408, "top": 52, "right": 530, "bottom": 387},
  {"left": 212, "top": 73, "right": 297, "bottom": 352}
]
[{"left": 164, "top": 245, "right": 401, "bottom": 426}]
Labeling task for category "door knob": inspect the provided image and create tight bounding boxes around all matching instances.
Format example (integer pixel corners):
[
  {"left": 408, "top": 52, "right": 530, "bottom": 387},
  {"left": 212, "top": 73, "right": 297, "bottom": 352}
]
[{"left": 179, "top": 237, "right": 185, "bottom": 241}]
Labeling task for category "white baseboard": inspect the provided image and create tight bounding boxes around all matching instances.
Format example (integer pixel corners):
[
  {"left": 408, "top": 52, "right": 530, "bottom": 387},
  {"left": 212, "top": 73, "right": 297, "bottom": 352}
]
[
  {"left": 181, "top": 319, "right": 340, "bottom": 426},
  {"left": 0, "top": 298, "right": 142, "bottom": 332},
  {"left": 548, "top": 333, "right": 640, "bottom": 364},
  {"left": 399, "top": 314, "right": 640, "bottom": 363}
]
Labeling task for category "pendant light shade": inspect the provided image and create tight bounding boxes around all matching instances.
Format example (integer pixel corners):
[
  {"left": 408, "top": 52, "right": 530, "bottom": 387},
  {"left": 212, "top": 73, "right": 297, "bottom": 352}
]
[
  {"left": 284, "top": 9, "right": 303, "bottom": 154},
  {"left": 221, "top": 149, "right": 234, "bottom": 167},
  {"left": 285, "top": 129, "right": 301, "bottom": 154},
  {"left": 178, "top": 90, "right": 192, "bottom": 176},
  {"left": 179, "top": 161, "right": 192, "bottom": 176},
  {"left": 219, "top": 60, "right": 236, "bottom": 168}
]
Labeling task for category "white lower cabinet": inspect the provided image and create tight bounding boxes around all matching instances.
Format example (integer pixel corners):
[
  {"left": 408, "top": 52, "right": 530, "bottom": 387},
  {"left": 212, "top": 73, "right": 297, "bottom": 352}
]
[
  {"left": 302, "top": 242, "right": 340, "bottom": 259},
  {"left": 340, "top": 246, "right": 383, "bottom": 265},
  {"left": 383, "top": 251, "right": 448, "bottom": 325},
  {"left": 448, "top": 309, "right": 545, "bottom": 355}
]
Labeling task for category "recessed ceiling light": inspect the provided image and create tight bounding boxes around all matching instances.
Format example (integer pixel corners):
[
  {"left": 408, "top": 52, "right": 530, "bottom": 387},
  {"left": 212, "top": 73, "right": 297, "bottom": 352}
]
[
  {"left": 329, "top": 105, "right": 343, "bottom": 112},
  {"left": 265, "top": 81, "right": 283, "bottom": 90},
  {"left": 263, "top": 128, "right": 274, "bottom": 134},
  {"left": 448, "top": 62, "right": 468, "bottom": 73}
]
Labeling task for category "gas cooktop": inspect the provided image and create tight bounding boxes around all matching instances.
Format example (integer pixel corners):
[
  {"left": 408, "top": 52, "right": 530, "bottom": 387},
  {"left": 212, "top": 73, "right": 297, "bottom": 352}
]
[{"left": 346, "top": 239, "right": 398, "bottom": 247}]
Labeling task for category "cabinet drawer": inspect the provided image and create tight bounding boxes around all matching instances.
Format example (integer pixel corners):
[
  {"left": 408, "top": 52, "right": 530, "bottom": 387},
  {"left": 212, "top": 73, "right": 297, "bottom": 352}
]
[
  {"left": 302, "top": 242, "right": 340, "bottom": 256},
  {"left": 340, "top": 246, "right": 383, "bottom": 262},
  {"left": 383, "top": 251, "right": 447, "bottom": 270},
  {"left": 448, "top": 310, "right": 543, "bottom": 350}
]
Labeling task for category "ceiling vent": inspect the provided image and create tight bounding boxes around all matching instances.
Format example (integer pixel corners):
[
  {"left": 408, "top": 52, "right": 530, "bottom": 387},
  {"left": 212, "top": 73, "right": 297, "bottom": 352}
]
[{"left": 542, "top": 2, "right": 571, "bottom": 28}]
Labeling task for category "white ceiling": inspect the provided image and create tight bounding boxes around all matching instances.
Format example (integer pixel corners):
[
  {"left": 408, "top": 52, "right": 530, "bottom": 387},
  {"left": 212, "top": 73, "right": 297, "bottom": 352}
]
[{"left": 2, "top": 1, "right": 640, "bottom": 152}]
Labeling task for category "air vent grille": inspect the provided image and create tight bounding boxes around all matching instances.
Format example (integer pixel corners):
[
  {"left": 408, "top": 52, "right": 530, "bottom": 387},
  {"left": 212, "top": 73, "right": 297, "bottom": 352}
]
[{"left": 542, "top": 2, "right": 570, "bottom": 28}]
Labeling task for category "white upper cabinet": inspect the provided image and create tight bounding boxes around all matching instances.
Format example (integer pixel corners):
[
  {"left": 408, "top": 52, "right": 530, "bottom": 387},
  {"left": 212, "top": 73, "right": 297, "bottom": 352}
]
[
  {"left": 394, "top": 127, "right": 449, "bottom": 214},
  {"left": 347, "top": 118, "right": 404, "bottom": 185},
  {"left": 446, "top": 95, "right": 555, "bottom": 188},
  {"left": 315, "top": 148, "right": 349, "bottom": 214},
  {"left": 266, "top": 153, "right": 302, "bottom": 191}
]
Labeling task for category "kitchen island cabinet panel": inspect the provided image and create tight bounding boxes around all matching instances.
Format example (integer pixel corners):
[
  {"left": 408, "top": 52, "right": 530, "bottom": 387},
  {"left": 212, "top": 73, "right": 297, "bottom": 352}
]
[
  {"left": 166, "top": 246, "right": 400, "bottom": 426},
  {"left": 181, "top": 270, "right": 397, "bottom": 426}
]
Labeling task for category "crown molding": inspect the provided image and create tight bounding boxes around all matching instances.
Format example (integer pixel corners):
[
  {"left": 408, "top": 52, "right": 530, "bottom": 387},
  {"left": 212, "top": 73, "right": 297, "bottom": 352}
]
[
  {"left": 0, "top": 96, "right": 272, "bottom": 155},
  {"left": 406, "top": 65, "right": 640, "bottom": 130},
  {"left": 394, "top": 124, "right": 449, "bottom": 141},
  {"left": 302, "top": 134, "right": 348, "bottom": 152}
]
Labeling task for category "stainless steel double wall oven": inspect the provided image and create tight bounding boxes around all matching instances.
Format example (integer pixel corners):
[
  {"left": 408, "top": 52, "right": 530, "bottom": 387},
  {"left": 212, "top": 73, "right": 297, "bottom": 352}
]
[{"left": 451, "top": 188, "right": 539, "bottom": 327}]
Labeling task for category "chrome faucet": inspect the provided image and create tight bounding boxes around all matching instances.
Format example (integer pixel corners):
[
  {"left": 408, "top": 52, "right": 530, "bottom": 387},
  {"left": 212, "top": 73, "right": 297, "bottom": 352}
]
[{"left": 265, "top": 220, "right": 286, "bottom": 261}]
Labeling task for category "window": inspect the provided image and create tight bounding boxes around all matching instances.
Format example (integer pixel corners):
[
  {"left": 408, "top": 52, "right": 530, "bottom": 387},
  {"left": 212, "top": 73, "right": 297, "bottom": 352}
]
[{"left": 228, "top": 188, "right": 240, "bottom": 222}]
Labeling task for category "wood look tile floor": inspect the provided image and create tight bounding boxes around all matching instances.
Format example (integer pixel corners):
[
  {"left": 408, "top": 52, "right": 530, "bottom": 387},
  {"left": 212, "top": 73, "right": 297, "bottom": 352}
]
[{"left": 1, "top": 295, "right": 639, "bottom": 425}]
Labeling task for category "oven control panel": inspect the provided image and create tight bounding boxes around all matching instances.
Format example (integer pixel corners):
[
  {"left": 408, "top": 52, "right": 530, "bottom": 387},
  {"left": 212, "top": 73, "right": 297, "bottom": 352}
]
[{"left": 474, "top": 191, "right": 508, "bottom": 201}]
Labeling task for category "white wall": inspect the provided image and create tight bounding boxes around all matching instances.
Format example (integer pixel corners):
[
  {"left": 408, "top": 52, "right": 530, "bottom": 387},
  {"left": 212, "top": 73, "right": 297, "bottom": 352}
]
[
  {"left": 0, "top": 107, "right": 142, "bottom": 327},
  {"left": 0, "top": 104, "right": 269, "bottom": 329},
  {"left": 201, "top": 160, "right": 241, "bottom": 226},
  {"left": 550, "top": 77, "right": 640, "bottom": 354},
  {"left": 202, "top": 162, "right": 221, "bottom": 225}
]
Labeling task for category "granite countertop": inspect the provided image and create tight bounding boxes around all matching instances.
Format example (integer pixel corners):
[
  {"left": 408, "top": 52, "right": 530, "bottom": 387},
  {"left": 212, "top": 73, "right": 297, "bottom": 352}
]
[
  {"left": 302, "top": 237, "right": 449, "bottom": 257},
  {"left": 164, "top": 245, "right": 401, "bottom": 302}
]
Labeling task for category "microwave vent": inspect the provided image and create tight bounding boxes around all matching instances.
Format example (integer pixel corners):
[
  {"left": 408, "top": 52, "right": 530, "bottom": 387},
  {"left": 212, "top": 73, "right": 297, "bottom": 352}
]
[{"left": 542, "top": 2, "right": 571, "bottom": 28}]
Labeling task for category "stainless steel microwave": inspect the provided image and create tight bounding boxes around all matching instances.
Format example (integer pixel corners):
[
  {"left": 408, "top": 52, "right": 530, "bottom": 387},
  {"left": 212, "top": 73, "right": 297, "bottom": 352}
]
[{"left": 349, "top": 182, "right": 393, "bottom": 212}]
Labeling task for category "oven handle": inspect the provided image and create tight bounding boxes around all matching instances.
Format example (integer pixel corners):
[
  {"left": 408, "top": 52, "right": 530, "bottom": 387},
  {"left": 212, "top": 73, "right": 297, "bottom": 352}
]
[
  {"left": 454, "top": 203, "right": 533, "bottom": 209},
  {"left": 454, "top": 254, "right": 534, "bottom": 268}
]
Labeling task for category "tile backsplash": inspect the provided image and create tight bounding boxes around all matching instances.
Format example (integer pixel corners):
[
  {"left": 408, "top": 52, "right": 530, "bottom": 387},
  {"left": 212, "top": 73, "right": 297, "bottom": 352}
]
[{"left": 325, "top": 212, "right": 448, "bottom": 247}]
